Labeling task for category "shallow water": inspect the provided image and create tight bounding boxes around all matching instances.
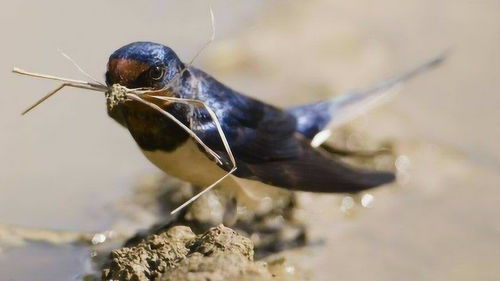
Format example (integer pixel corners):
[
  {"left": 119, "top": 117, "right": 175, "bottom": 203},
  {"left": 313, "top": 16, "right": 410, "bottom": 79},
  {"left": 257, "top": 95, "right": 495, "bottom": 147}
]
[
  {"left": 0, "top": 243, "right": 90, "bottom": 281},
  {"left": 1, "top": 0, "right": 499, "bottom": 280}
]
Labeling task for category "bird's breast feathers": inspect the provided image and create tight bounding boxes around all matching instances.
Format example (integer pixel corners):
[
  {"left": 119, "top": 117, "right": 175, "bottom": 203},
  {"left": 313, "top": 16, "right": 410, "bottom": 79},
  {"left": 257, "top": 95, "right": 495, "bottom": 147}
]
[
  {"left": 140, "top": 139, "right": 284, "bottom": 204},
  {"left": 141, "top": 139, "right": 227, "bottom": 187}
]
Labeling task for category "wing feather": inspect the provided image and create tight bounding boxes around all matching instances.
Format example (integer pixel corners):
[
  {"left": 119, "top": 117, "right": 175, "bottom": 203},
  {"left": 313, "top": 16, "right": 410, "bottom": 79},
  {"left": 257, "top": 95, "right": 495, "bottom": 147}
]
[{"left": 186, "top": 68, "right": 394, "bottom": 193}]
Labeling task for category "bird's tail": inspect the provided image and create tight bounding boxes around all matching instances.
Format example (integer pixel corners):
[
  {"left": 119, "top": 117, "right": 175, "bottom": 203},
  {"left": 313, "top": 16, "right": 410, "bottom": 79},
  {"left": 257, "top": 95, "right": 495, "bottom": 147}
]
[{"left": 288, "top": 52, "right": 448, "bottom": 139}]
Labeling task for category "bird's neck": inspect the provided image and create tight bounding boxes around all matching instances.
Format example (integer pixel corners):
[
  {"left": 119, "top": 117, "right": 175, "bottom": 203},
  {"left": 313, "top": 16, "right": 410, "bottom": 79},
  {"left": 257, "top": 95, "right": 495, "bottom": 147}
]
[{"left": 108, "top": 100, "right": 190, "bottom": 152}]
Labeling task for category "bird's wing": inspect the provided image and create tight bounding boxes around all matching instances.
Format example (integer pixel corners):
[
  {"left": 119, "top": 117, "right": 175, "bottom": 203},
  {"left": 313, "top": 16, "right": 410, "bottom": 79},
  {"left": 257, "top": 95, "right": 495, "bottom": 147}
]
[
  {"left": 191, "top": 102, "right": 394, "bottom": 192},
  {"left": 188, "top": 73, "right": 393, "bottom": 193},
  {"left": 190, "top": 87, "right": 303, "bottom": 166},
  {"left": 288, "top": 52, "right": 447, "bottom": 139},
  {"left": 241, "top": 140, "right": 395, "bottom": 193}
]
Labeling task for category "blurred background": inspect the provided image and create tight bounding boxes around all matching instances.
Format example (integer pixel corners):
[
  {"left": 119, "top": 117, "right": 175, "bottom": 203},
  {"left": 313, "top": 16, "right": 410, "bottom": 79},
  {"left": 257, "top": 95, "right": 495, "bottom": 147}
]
[{"left": 1, "top": 0, "right": 499, "bottom": 280}]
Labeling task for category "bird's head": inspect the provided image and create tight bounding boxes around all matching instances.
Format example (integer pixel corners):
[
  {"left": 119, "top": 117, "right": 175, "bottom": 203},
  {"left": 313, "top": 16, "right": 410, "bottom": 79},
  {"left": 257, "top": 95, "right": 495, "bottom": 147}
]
[{"left": 105, "top": 41, "right": 184, "bottom": 90}]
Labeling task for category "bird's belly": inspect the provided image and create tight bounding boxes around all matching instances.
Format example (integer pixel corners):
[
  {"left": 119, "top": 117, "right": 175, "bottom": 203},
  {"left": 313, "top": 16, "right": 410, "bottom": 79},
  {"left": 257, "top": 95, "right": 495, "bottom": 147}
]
[
  {"left": 140, "top": 139, "right": 289, "bottom": 209},
  {"left": 141, "top": 139, "right": 229, "bottom": 187}
]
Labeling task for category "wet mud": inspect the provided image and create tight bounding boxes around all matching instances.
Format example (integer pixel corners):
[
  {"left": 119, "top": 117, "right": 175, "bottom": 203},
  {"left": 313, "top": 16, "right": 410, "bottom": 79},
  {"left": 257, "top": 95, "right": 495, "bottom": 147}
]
[
  {"left": 95, "top": 176, "right": 309, "bottom": 280},
  {"left": 125, "top": 180, "right": 307, "bottom": 259},
  {"left": 102, "top": 225, "right": 272, "bottom": 281}
]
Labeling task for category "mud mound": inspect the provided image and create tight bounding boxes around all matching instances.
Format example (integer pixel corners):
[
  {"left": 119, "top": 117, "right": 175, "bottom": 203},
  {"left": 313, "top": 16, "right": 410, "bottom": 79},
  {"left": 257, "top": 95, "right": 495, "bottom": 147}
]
[{"left": 102, "top": 225, "right": 272, "bottom": 281}]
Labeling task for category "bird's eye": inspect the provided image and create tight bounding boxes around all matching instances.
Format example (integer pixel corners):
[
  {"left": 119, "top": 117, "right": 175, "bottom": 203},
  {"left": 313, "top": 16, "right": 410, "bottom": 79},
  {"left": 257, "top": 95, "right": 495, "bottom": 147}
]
[{"left": 149, "top": 65, "right": 165, "bottom": 81}]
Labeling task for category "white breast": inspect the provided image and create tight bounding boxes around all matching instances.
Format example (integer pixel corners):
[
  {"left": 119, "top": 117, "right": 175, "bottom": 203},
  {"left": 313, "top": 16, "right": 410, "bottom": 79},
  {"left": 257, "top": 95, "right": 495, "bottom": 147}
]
[
  {"left": 141, "top": 139, "right": 231, "bottom": 188},
  {"left": 140, "top": 139, "right": 289, "bottom": 210}
]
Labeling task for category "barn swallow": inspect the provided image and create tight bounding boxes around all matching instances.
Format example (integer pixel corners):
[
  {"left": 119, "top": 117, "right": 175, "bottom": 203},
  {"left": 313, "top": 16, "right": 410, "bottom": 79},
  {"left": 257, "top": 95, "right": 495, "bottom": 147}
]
[
  {"left": 14, "top": 41, "right": 444, "bottom": 214},
  {"left": 103, "top": 41, "right": 444, "bottom": 204}
]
